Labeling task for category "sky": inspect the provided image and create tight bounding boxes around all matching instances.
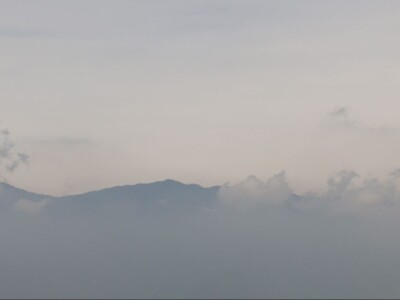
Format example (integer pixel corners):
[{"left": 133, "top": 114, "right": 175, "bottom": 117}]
[{"left": 1, "top": 0, "right": 400, "bottom": 196}]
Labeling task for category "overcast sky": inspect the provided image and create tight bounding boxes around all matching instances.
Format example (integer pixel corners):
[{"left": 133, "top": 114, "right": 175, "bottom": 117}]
[{"left": 1, "top": 0, "right": 400, "bottom": 196}]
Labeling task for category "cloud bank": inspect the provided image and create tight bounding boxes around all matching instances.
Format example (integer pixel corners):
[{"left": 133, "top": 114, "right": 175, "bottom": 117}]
[
  {"left": 219, "top": 172, "right": 293, "bottom": 208},
  {"left": 219, "top": 169, "right": 400, "bottom": 216},
  {"left": 1, "top": 171, "right": 400, "bottom": 298}
]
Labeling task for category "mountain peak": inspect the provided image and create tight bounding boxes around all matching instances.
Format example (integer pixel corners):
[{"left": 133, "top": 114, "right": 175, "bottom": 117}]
[{"left": 158, "top": 179, "right": 184, "bottom": 185}]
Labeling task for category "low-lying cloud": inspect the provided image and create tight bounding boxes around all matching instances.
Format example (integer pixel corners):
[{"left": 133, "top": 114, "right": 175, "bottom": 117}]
[
  {"left": 2, "top": 171, "right": 400, "bottom": 298},
  {"left": 218, "top": 172, "right": 293, "bottom": 208},
  {"left": 219, "top": 169, "right": 400, "bottom": 216}
]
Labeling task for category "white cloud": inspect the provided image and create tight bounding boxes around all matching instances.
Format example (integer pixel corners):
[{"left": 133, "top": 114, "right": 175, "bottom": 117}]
[
  {"left": 218, "top": 172, "right": 293, "bottom": 208},
  {"left": 219, "top": 169, "right": 400, "bottom": 215}
]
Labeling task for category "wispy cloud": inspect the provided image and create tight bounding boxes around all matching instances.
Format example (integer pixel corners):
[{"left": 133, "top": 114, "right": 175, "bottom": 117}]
[
  {"left": 322, "top": 106, "right": 359, "bottom": 129},
  {"left": 0, "top": 128, "right": 29, "bottom": 181},
  {"left": 322, "top": 107, "right": 400, "bottom": 134}
]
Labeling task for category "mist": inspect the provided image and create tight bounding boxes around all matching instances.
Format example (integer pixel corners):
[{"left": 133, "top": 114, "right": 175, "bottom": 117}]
[{"left": 2, "top": 172, "right": 400, "bottom": 298}]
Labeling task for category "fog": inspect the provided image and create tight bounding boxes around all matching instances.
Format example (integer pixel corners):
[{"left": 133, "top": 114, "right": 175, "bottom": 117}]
[{"left": 2, "top": 172, "right": 400, "bottom": 298}]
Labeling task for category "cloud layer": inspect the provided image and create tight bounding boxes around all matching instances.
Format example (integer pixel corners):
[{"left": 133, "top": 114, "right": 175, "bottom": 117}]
[{"left": 2, "top": 172, "right": 400, "bottom": 298}]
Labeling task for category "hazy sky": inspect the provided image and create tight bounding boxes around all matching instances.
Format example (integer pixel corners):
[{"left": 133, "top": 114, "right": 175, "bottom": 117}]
[{"left": 1, "top": 0, "right": 400, "bottom": 195}]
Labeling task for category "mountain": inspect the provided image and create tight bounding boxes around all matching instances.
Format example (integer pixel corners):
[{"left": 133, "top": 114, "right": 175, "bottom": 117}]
[
  {"left": 57, "top": 179, "right": 220, "bottom": 215},
  {"left": 0, "top": 182, "right": 53, "bottom": 201},
  {"left": 0, "top": 180, "right": 220, "bottom": 214},
  {"left": 0, "top": 182, "right": 54, "bottom": 210}
]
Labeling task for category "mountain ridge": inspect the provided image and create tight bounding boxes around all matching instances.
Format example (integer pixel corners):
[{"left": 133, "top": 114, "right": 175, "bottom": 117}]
[
  {"left": 0, "top": 179, "right": 220, "bottom": 199},
  {"left": 0, "top": 180, "right": 221, "bottom": 214}
]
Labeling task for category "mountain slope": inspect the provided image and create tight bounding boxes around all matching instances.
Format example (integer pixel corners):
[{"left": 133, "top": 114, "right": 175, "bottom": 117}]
[
  {"left": 0, "top": 182, "right": 54, "bottom": 210},
  {"left": 55, "top": 179, "right": 220, "bottom": 215},
  {"left": 0, "top": 180, "right": 220, "bottom": 216}
]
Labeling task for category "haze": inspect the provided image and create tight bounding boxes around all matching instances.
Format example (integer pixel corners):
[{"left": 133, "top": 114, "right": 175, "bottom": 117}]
[{"left": 2, "top": 1, "right": 400, "bottom": 299}]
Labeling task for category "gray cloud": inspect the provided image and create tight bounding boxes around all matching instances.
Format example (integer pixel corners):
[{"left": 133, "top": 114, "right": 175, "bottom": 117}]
[
  {"left": 323, "top": 106, "right": 360, "bottom": 129},
  {"left": 0, "top": 128, "right": 29, "bottom": 181},
  {"left": 18, "top": 152, "right": 29, "bottom": 164},
  {"left": 323, "top": 107, "right": 400, "bottom": 135},
  {"left": 325, "top": 169, "right": 360, "bottom": 202}
]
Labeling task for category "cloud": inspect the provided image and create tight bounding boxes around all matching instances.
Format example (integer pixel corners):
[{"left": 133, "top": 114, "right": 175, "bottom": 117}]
[
  {"left": 322, "top": 107, "right": 400, "bottom": 135},
  {"left": 325, "top": 169, "right": 359, "bottom": 202},
  {"left": 219, "top": 169, "right": 400, "bottom": 214},
  {"left": 324, "top": 170, "right": 400, "bottom": 208},
  {"left": 323, "top": 106, "right": 359, "bottom": 129},
  {"left": 0, "top": 128, "right": 29, "bottom": 180},
  {"left": 18, "top": 152, "right": 29, "bottom": 164},
  {"left": 0, "top": 129, "right": 13, "bottom": 159},
  {"left": 218, "top": 171, "right": 294, "bottom": 208},
  {"left": 13, "top": 198, "right": 49, "bottom": 214}
]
